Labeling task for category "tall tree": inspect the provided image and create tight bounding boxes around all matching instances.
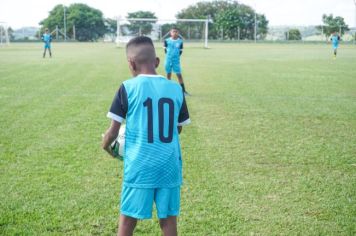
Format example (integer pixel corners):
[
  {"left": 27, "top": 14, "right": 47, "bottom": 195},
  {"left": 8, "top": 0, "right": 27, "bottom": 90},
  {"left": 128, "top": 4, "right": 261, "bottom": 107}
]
[
  {"left": 39, "top": 4, "right": 66, "bottom": 35},
  {"left": 40, "top": 3, "right": 106, "bottom": 41},
  {"left": 126, "top": 11, "right": 157, "bottom": 36},
  {"left": 316, "top": 14, "right": 349, "bottom": 37},
  {"left": 176, "top": 1, "right": 231, "bottom": 39},
  {"left": 176, "top": 0, "right": 268, "bottom": 40},
  {"left": 105, "top": 18, "right": 117, "bottom": 41},
  {"left": 8, "top": 27, "right": 15, "bottom": 41},
  {"left": 286, "top": 29, "right": 302, "bottom": 40},
  {"left": 66, "top": 4, "right": 106, "bottom": 41}
]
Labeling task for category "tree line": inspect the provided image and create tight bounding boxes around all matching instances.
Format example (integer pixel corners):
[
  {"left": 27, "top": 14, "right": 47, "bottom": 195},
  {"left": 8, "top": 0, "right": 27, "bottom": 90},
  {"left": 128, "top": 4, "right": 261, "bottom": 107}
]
[{"left": 35, "top": 1, "right": 349, "bottom": 42}]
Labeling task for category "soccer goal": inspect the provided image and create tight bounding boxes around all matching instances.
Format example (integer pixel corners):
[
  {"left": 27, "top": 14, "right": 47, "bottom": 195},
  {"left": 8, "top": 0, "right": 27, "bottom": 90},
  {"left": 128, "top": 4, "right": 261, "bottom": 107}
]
[
  {"left": 116, "top": 17, "right": 211, "bottom": 48},
  {"left": 0, "top": 22, "right": 10, "bottom": 46}
]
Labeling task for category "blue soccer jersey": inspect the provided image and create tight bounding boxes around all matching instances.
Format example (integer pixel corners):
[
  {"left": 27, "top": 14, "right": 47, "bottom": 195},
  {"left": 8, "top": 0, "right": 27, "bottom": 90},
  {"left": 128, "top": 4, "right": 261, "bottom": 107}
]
[
  {"left": 164, "top": 38, "right": 183, "bottom": 74},
  {"left": 331, "top": 35, "right": 340, "bottom": 46},
  {"left": 42, "top": 33, "right": 52, "bottom": 48},
  {"left": 164, "top": 38, "right": 183, "bottom": 60},
  {"left": 107, "top": 74, "right": 190, "bottom": 188}
]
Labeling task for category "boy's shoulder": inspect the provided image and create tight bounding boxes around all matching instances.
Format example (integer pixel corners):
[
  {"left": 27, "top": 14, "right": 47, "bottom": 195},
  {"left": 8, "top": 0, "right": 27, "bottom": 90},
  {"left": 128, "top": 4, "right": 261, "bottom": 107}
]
[
  {"left": 123, "top": 74, "right": 165, "bottom": 85},
  {"left": 123, "top": 74, "right": 181, "bottom": 90},
  {"left": 167, "top": 37, "right": 183, "bottom": 42}
]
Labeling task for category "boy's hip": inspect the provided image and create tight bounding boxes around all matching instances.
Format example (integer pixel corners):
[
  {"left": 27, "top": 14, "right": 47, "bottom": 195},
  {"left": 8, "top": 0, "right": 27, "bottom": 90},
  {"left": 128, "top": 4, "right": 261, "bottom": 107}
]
[{"left": 120, "top": 185, "right": 181, "bottom": 219}]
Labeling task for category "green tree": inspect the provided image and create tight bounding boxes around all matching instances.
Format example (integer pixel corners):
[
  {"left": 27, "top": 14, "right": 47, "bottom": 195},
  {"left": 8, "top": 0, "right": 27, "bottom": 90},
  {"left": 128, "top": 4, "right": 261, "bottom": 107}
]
[
  {"left": 8, "top": 27, "right": 15, "bottom": 41},
  {"left": 316, "top": 14, "right": 349, "bottom": 37},
  {"left": 39, "top": 4, "right": 66, "bottom": 35},
  {"left": 126, "top": 11, "right": 157, "bottom": 36},
  {"left": 105, "top": 18, "right": 117, "bottom": 34},
  {"left": 176, "top": 1, "right": 231, "bottom": 39},
  {"left": 0, "top": 26, "right": 14, "bottom": 41},
  {"left": 40, "top": 3, "right": 106, "bottom": 41},
  {"left": 161, "top": 23, "right": 176, "bottom": 39},
  {"left": 67, "top": 4, "right": 106, "bottom": 41},
  {"left": 105, "top": 18, "right": 117, "bottom": 41},
  {"left": 287, "top": 29, "right": 302, "bottom": 40},
  {"left": 176, "top": 0, "right": 268, "bottom": 40}
]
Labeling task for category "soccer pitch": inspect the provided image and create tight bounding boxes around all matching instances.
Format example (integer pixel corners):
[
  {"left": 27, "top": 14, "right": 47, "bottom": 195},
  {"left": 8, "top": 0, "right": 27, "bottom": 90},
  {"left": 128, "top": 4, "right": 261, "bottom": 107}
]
[{"left": 0, "top": 42, "right": 355, "bottom": 235}]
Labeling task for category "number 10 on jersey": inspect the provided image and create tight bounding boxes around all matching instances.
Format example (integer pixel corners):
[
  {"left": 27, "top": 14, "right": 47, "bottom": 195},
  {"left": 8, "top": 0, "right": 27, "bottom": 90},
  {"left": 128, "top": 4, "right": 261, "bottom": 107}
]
[{"left": 143, "top": 97, "right": 174, "bottom": 143}]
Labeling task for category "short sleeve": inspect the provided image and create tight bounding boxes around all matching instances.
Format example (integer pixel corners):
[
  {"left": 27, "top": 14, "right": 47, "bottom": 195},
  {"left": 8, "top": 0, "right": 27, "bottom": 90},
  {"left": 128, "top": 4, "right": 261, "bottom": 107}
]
[
  {"left": 178, "top": 95, "right": 190, "bottom": 126},
  {"left": 107, "top": 84, "right": 128, "bottom": 123}
]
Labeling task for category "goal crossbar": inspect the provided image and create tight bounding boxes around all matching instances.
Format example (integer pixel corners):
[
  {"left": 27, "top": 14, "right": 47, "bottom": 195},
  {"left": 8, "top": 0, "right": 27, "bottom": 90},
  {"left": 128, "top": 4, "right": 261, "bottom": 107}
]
[
  {"left": 117, "top": 17, "right": 211, "bottom": 48},
  {"left": 125, "top": 18, "right": 208, "bottom": 23}
]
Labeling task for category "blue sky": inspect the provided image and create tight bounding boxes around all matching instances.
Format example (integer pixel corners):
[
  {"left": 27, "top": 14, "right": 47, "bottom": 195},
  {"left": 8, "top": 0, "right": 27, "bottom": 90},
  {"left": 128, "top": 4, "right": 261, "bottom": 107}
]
[{"left": 0, "top": 0, "right": 355, "bottom": 29}]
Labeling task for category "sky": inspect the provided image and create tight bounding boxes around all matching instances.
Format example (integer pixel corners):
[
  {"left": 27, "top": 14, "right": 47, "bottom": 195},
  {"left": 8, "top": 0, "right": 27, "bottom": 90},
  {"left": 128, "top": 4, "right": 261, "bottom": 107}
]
[{"left": 0, "top": 0, "right": 355, "bottom": 29}]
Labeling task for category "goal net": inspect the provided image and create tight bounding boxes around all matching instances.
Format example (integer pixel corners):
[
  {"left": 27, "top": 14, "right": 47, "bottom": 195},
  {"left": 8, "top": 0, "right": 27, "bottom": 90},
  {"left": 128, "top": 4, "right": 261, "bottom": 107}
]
[
  {"left": 116, "top": 18, "right": 210, "bottom": 48},
  {"left": 0, "top": 22, "right": 10, "bottom": 46}
]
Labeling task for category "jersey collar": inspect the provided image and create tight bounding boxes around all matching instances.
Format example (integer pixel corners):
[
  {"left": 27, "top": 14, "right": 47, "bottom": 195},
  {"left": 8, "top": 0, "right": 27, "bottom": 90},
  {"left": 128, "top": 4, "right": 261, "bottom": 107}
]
[{"left": 137, "top": 74, "right": 166, "bottom": 78}]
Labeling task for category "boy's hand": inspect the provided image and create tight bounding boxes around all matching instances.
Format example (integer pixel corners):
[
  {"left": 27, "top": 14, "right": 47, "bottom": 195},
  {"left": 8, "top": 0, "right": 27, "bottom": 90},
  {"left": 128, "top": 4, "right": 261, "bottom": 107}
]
[
  {"left": 103, "top": 142, "right": 116, "bottom": 158},
  {"left": 102, "top": 120, "right": 121, "bottom": 158}
]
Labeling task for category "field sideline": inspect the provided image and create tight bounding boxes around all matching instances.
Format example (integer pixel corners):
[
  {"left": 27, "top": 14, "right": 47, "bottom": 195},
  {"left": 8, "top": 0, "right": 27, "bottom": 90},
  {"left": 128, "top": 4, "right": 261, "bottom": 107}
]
[{"left": 0, "top": 42, "right": 355, "bottom": 235}]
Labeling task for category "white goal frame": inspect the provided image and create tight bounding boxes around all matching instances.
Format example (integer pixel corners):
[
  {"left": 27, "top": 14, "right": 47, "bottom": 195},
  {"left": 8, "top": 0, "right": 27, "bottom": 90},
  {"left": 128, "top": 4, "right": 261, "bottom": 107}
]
[
  {"left": 116, "top": 17, "right": 211, "bottom": 48},
  {"left": 0, "top": 21, "right": 10, "bottom": 46}
]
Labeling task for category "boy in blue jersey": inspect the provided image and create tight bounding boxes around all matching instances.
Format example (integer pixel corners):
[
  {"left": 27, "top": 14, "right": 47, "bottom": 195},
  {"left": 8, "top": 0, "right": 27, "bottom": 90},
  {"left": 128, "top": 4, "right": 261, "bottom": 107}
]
[
  {"left": 330, "top": 32, "right": 340, "bottom": 58},
  {"left": 102, "top": 36, "right": 190, "bottom": 236},
  {"left": 164, "top": 28, "right": 190, "bottom": 96},
  {"left": 41, "top": 28, "right": 52, "bottom": 58}
]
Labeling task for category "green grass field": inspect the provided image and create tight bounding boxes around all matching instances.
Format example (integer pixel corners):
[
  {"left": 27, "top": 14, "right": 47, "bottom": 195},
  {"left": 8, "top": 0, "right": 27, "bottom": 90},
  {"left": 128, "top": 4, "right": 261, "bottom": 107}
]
[{"left": 0, "top": 42, "right": 355, "bottom": 235}]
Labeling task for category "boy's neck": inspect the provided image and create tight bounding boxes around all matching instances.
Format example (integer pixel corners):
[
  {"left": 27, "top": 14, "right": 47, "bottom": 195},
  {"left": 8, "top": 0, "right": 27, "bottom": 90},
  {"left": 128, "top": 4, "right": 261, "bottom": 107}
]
[{"left": 133, "top": 68, "right": 157, "bottom": 77}]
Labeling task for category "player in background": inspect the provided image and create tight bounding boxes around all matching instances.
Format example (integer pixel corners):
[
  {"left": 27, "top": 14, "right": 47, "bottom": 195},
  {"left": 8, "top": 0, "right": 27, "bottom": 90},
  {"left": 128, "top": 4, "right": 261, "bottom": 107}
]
[
  {"left": 330, "top": 32, "right": 340, "bottom": 59},
  {"left": 102, "top": 36, "right": 190, "bottom": 236},
  {"left": 164, "top": 28, "right": 190, "bottom": 96},
  {"left": 41, "top": 28, "right": 52, "bottom": 58}
]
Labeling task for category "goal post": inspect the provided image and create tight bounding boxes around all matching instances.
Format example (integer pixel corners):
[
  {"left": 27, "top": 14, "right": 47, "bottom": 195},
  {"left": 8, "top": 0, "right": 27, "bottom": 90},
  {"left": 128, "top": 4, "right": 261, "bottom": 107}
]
[
  {"left": 116, "top": 17, "right": 211, "bottom": 48},
  {"left": 0, "top": 22, "right": 10, "bottom": 46}
]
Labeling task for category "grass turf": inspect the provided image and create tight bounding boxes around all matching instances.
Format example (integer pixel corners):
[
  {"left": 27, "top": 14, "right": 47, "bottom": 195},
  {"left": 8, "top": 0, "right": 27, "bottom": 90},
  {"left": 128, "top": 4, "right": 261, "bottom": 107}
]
[{"left": 0, "top": 42, "right": 355, "bottom": 235}]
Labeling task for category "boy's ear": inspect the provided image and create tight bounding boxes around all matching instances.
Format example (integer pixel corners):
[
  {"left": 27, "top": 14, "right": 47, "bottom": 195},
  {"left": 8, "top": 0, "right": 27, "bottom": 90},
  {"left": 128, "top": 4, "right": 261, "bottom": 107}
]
[
  {"left": 128, "top": 59, "right": 136, "bottom": 72},
  {"left": 155, "top": 57, "right": 160, "bottom": 68}
]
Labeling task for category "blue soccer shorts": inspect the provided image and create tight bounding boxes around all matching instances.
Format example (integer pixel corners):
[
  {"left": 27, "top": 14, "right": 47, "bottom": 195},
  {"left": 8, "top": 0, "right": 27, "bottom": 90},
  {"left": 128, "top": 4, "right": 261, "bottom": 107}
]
[
  {"left": 44, "top": 44, "right": 51, "bottom": 49},
  {"left": 120, "top": 185, "right": 180, "bottom": 219},
  {"left": 332, "top": 44, "right": 338, "bottom": 50},
  {"left": 165, "top": 58, "right": 181, "bottom": 74}
]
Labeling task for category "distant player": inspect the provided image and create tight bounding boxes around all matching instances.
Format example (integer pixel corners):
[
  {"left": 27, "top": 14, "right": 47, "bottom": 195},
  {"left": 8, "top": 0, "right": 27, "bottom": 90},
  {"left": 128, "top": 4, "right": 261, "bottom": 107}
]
[
  {"left": 41, "top": 28, "right": 52, "bottom": 58},
  {"left": 102, "top": 36, "right": 190, "bottom": 236},
  {"left": 164, "top": 27, "right": 190, "bottom": 96},
  {"left": 330, "top": 32, "right": 340, "bottom": 59}
]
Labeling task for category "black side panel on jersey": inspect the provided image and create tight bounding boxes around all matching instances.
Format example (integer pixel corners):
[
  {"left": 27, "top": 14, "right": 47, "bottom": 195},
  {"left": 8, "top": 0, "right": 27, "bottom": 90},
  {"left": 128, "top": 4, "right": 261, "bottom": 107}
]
[
  {"left": 109, "top": 84, "right": 128, "bottom": 119},
  {"left": 178, "top": 95, "right": 189, "bottom": 123}
]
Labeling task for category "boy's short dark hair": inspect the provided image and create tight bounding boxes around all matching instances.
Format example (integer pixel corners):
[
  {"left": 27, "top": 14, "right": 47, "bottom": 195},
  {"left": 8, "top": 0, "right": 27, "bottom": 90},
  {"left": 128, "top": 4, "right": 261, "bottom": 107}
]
[{"left": 126, "top": 36, "right": 154, "bottom": 51}]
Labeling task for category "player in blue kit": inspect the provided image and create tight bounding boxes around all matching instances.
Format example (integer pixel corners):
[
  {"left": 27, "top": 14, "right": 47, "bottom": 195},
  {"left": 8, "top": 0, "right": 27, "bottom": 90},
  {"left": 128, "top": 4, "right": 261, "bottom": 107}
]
[
  {"left": 330, "top": 32, "right": 340, "bottom": 59},
  {"left": 164, "top": 28, "right": 190, "bottom": 96},
  {"left": 41, "top": 28, "right": 52, "bottom": 58},
  {"left": 102, "top": 36, "right": 190, "bottom": 236}
]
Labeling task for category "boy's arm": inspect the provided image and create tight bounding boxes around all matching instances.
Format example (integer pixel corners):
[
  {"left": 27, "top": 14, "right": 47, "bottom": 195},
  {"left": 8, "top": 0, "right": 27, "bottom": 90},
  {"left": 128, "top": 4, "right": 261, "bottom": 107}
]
[
  {"left": 102, "top": 84, "right": 128, "bottom": 157},
  {"left": 102, "top": 120, "right": 121, "bottom": 157},
  {"left": 164, "top": 40, "right": 167, "bottom": 54},
  {"left": 180, "top": 41, "right": 183, "bottom": 56},
  {"left": 178, "top": 126, "right": 183, "bottom": 134},
  {"left": 177, "top": 94, "right": 190, "bottom": 133}
]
